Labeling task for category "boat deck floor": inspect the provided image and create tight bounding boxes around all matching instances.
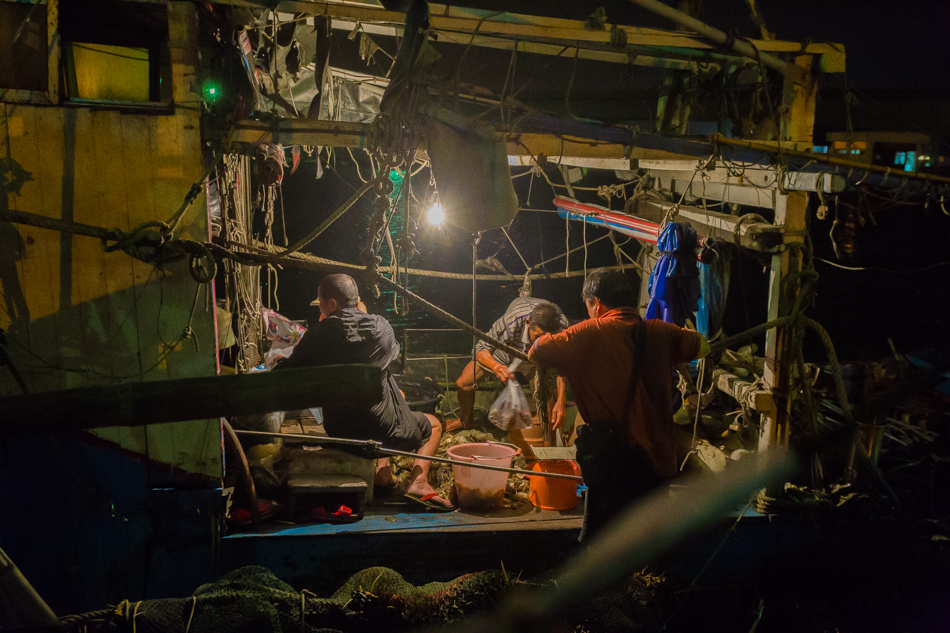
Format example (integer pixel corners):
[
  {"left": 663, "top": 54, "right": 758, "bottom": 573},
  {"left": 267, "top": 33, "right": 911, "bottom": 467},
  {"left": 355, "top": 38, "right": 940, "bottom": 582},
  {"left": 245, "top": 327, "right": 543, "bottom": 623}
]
[
  {"left": 221, "top": 497, "right": 584, "bottom": 594},
  {"left": 227, "top": 495, "right": 584, "bottom": 538}
]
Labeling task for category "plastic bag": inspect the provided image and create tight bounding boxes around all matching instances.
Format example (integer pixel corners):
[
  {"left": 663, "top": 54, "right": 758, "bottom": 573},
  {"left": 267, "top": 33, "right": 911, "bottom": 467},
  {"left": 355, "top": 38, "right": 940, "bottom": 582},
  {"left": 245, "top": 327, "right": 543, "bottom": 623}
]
[
  {"left": 488, "top": 379, "right": 534, "bottom": 431},
  {"left": 260, "top": 308, "right": 307, "bottom": 369}
]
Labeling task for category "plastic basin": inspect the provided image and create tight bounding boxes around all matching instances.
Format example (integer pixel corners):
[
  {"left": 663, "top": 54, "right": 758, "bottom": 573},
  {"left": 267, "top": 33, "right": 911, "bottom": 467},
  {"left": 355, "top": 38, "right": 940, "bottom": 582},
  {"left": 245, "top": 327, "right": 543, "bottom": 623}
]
[{"left": 446, "top": 442, "right": 518, "bottom": 512}]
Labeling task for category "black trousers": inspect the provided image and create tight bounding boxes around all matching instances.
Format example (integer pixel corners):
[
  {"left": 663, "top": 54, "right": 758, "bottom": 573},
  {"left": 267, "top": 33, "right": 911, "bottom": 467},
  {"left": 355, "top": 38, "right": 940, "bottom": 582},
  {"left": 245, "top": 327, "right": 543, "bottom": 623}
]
[{"left": 575, "top": 421, "right": 666, "bottom": 543}]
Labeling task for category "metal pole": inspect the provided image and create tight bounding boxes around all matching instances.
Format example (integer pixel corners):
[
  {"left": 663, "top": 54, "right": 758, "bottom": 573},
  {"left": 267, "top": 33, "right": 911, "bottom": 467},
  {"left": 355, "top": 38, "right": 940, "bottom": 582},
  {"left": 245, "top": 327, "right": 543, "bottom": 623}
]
[
  {"left": 0, "top": 547, "right": 60, "bottom": 629},
  {"left": 626, "top": 0, "right": 807, "bottom": 85},
  {"left": 235, "top": 429, "right": 584, "bottom": 481}
]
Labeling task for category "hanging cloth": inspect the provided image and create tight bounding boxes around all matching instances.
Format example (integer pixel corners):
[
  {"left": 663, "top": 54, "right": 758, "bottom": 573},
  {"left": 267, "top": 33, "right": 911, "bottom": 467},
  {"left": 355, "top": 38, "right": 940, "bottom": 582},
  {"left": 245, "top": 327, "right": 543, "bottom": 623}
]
[
  {"left": 697, "top": 248, "right": 730, "bottom": 339},
  {"left": 645, "top": 222, "right": 701, "bottom": 327}
]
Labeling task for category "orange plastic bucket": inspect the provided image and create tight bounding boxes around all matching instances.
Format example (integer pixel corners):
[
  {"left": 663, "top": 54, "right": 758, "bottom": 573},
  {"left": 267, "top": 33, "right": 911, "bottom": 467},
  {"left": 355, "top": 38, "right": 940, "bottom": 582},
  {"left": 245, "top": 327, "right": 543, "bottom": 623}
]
[{"left": 529, "top": 460, "right": 581, "bottom": 510}]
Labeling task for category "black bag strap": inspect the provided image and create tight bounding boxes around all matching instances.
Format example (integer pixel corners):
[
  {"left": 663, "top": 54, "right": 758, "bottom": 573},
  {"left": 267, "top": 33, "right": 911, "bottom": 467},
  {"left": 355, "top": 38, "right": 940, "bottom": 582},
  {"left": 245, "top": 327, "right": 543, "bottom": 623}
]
[{"left": 620, "top": 319, "right": 648, "bottom": 423}]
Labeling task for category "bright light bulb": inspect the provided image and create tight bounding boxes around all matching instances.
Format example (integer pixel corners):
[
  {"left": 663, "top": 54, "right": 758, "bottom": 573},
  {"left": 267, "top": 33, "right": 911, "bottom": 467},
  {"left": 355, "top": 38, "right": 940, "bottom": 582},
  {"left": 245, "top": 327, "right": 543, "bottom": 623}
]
[{"left": 426, "top": 203, "right": 445, "bottom": 226}]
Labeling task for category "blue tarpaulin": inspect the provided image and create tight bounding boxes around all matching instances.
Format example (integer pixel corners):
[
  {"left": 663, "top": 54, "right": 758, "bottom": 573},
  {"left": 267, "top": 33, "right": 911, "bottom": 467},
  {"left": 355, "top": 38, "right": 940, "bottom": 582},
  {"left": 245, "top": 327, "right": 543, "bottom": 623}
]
[{"left": 645, "top": 222, "right": 702, "bottom": 327}]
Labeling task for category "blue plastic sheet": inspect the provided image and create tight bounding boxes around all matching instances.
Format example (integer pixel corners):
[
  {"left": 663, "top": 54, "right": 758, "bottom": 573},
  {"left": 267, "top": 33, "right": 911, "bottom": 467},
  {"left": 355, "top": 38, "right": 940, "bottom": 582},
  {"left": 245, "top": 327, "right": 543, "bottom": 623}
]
[
  {"left": 697, "top": 250, "right": 730, "bottom": 339},
  {"left": 645, "top": 222, "right": 702, "bottom": 327}
]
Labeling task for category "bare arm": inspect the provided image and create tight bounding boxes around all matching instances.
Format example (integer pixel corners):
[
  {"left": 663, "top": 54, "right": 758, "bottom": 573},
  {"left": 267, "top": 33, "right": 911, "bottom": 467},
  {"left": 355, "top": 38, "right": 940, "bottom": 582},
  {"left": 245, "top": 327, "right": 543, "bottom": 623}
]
[
  {"left": 551, "top": 375, "right": 568, "bottom": 429},
  {"left": 696, "top": 334, "right": 712, "bottom": 359},
  {"left": 476, "top": 349, "right": 514, "bottom": 383}
]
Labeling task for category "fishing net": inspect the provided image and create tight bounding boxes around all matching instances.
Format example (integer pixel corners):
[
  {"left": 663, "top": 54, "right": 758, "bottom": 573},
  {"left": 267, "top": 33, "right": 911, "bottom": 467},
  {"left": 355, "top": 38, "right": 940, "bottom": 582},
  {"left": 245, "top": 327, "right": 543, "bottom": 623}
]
[{"left": 62, "top": 565, "right": 515, "bottom": 633}]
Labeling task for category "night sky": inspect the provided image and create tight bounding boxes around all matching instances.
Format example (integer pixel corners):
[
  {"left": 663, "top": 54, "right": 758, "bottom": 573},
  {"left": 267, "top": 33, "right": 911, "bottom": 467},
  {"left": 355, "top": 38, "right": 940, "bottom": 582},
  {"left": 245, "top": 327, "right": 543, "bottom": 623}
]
[{"left": 434, "top": 0, "right": 950, "bottom": 90}]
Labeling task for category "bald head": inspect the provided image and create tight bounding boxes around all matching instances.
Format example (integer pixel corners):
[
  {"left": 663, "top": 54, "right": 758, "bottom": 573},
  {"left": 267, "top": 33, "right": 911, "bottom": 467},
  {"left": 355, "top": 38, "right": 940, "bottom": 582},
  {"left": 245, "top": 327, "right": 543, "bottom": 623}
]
[{"left": 317, "top": 274, "right": 360, "bottom": 316}]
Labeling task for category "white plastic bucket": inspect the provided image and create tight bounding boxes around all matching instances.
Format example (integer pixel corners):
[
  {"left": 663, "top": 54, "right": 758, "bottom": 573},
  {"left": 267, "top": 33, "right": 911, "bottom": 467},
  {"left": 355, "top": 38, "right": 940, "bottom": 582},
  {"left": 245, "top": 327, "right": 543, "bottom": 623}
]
[{"left": 446, "top": 442, "right": 519, "bottom": 512}]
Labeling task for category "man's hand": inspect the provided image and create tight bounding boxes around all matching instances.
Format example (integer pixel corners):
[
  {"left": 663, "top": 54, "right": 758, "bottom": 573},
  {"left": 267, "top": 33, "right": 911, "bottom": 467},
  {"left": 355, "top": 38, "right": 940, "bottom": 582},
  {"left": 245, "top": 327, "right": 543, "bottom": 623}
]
[
  {"left": 551, "top": 400, "right": 567, "bottom": 430},
  {"left": 494, "top": 364, "right": 515, "bottom": 383},
  {"left": 551, "top": 375, "right": 569, "bottom": 429}
]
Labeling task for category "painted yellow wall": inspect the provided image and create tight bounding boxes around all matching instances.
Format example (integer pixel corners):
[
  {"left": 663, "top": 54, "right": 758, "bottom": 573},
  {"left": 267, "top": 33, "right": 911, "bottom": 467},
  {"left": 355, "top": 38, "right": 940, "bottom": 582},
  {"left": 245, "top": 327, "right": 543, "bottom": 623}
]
[{"left": 0, "top": 2, "right": 220, "bottom": 479}]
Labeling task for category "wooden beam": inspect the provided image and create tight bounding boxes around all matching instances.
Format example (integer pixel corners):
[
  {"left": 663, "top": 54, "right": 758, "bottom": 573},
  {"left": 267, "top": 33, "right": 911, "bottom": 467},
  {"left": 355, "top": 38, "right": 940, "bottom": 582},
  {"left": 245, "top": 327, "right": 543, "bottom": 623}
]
[
  {"left": 343, "top": 20, "right": 725, "bottom": 72},
  {"left": 252, "top": 1, "right": 843, "bottom": 71},
  {"left": 758, "top": 53, "right": 816, "bottom": 451},
  {"left": 232, "top": 118, "right": 370, "bottom": 147},
  {"left": 714, "top": 369, "right": 774, "bottom": 412},
  {"left": 0, "top": 365, "right": 382, "bottom": 433},
  {"left": 628, "top": 199, "right": 783, "bottom": 252},
  {"left": 231, "top": 117, "right": 702, "bottom": 160},
  {"left": 503, "top": 133, "right": 693, "bottom": 161},
  {"left": 760, "top": 191, "right": 808, "bottom": 451}
]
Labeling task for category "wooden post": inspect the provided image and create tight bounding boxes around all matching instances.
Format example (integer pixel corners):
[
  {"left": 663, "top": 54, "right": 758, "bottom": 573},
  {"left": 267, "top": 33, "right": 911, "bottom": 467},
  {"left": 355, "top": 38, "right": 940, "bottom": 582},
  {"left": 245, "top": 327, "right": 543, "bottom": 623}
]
[
  {"left": 759, "top": 190, "right": 808, "bottom": 450},
  {"left": 759, "top": 56, "right": 815, "bottom": 451}
]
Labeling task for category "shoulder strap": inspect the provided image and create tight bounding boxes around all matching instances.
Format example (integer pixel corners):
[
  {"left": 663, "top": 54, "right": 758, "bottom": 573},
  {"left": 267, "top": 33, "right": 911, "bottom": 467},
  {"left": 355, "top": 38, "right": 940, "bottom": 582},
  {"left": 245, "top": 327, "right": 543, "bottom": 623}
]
[{"left": 620, "top": 319, "right": 648, "bottom": 422}]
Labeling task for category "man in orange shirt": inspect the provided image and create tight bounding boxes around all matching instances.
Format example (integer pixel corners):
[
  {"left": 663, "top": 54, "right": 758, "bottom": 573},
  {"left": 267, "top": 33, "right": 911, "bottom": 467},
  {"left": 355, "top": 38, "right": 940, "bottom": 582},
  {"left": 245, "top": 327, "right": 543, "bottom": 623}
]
[{"left": 529, "top": 269, "right": 710, "bottom": 541}]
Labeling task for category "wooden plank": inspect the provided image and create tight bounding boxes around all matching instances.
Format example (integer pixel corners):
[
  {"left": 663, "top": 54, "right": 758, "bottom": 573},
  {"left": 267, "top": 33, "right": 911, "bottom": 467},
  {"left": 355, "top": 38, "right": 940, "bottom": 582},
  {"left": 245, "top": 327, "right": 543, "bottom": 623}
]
[
  {"left": 0, "top": 364, "right": 383, "bottom": 432},
  {"left": 119, "top": 113, "right": 159, "bottom": 380},
  {"left": 92, "top": 110, "right": 143, "bottom": 380},
  {"left": 69, "top": 108, "right": 116, "bottom": 381},
  {"left": 148, "top": 113, "right": 187, "bottom": 382},
  {"left": 31, "top": 107, "right": 66, "bottom": 390},
  {"left": 507, "top": 133, "right": 694, "bottom": 161}
]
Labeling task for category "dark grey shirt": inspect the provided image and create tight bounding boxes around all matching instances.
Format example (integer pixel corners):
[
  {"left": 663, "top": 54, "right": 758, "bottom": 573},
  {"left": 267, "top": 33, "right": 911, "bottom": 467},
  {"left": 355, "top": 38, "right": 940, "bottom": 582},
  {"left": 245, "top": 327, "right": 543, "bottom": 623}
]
[{"left": 278, "top": 308, "right": 428, "bottom": 451}]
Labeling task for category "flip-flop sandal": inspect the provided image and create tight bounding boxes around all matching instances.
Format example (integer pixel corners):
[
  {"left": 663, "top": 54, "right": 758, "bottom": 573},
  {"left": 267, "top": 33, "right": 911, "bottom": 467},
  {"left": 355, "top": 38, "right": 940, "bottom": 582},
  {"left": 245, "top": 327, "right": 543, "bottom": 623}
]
[
  {"left": 227, "top": 507, "right": 253, "bottom": 527},
  {"left": 404, "top": 492, "right": 457, "bottom": 512}
]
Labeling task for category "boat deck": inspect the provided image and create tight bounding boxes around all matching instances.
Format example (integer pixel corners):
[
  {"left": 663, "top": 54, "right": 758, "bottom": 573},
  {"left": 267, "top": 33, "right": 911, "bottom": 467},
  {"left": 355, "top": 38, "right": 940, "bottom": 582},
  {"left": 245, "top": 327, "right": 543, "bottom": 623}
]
[{"left": 221, "top": 496, "right": 585, "bottom": 594}]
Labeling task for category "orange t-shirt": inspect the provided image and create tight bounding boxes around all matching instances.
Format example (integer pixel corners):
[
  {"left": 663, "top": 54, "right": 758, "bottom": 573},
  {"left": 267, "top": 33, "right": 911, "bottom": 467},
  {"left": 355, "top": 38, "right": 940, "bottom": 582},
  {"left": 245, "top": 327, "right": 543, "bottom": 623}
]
[{"left": 529, "top": 307, "right": 702, "bottom": 479}]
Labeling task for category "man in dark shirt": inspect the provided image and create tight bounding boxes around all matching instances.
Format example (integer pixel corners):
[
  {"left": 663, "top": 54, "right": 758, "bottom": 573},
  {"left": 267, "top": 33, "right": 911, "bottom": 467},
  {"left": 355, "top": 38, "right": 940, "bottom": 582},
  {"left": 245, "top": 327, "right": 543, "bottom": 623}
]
[{"left": 280, "top": 274, "right": 454, "bottom": 510}]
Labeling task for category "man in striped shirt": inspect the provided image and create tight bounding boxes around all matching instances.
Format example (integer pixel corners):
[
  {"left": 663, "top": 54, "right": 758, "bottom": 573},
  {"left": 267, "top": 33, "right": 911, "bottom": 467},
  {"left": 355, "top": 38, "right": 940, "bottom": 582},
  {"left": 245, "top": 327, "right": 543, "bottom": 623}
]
[{"left": 451, "top": 296, "right": 570, "bottom": 431}]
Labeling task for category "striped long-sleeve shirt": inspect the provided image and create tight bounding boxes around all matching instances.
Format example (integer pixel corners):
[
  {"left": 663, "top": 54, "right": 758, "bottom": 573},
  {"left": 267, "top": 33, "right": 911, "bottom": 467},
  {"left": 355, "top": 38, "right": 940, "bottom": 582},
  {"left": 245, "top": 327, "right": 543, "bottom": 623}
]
[{"left": 475, "top": 297, "right": 570, "bottom": 368}]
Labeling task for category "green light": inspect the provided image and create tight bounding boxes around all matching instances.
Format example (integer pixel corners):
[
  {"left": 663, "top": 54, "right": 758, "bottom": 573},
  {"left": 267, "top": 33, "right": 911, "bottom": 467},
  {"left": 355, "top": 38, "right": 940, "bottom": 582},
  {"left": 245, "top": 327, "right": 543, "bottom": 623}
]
[{"left": 203, "top": 80, "right": 222, "bottom": 103}]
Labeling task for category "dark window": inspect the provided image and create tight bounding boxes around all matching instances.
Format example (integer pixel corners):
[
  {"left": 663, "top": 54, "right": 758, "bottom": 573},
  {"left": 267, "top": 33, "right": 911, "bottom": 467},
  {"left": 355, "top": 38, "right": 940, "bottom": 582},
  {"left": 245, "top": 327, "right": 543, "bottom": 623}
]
[
  {"left": 0, "top": 3, "right": 48, "bottom": 92},
  {"left": 60, "top": 0, "right": 171, "bottom": 104}
]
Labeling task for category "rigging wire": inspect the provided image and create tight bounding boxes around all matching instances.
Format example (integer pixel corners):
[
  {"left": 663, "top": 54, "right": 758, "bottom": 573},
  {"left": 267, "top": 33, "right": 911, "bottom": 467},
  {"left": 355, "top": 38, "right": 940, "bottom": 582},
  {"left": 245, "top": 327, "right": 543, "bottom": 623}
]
[{"left": 814, "top": 258, "right": 950, "bottom": 275}]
